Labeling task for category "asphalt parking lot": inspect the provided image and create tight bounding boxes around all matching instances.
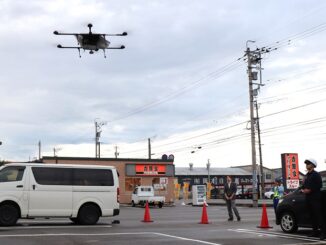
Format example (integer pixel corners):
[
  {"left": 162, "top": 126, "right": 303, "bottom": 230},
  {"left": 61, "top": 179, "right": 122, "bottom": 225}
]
[{"left": 0, "top": 203, "right": 323, "bottom": 245}]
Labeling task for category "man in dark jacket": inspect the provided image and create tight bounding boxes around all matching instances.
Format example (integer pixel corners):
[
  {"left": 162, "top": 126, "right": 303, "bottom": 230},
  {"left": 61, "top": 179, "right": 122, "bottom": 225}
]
[
  {"left": 224, "top": 175, "right": 241, "bottom": 221},
  {"left": 301, "top": 158, "right": 325, "bottom": 240}
]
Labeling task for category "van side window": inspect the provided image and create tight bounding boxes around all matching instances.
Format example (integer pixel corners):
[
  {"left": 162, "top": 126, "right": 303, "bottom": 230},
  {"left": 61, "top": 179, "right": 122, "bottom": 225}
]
[
  {"left": 0, "top": 166, "right": 25, "bottom": 182},
  {"left": 32, "top": 167, "right": 72, "bottom": 185},
  {"left": 73, "top": 169, "right": 114, "bottom": 186}
]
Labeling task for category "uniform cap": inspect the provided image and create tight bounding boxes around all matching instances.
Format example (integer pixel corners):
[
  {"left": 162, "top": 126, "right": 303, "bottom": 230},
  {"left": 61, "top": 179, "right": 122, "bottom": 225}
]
[{"left": 304, "top": 158, "right": 317, "bottom": 168}]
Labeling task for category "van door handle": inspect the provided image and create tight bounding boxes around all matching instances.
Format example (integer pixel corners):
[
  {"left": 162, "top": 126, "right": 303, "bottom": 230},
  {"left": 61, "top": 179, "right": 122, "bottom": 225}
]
[
  {"left": 16, "top": 185, "right": 23, "bottom": 188},
  {"left": 32, "top": 185, "right": 36, "bottom": 190}
]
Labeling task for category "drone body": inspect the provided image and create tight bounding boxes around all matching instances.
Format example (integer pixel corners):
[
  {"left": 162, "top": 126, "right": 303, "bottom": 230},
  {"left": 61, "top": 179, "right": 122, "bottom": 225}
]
[{"left": 54, "top": 24, "right": 127, "bottom": 58}]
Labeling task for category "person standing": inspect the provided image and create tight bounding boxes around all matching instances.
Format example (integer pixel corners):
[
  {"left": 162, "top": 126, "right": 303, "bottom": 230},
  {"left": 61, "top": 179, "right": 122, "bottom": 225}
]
[
  {"left": 272, "top": 178, "right": 284, "bottom": 214},
  {"left": 224, "top": 176, "right": 241, "bottom": 221},
  {"left": 301, "top": 158, "right": 325, "bottom": 240}
]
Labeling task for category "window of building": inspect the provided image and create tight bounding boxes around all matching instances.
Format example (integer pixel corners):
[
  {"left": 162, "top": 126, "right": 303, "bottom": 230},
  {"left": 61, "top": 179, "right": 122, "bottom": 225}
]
[
  {"left": 152, "top": 177, "right": 166, "bottom": 191},
  {"left": 219, "top": 178, "right": 224, "bottom": 184},
  {"left": 194, "top": 178, "right": 200, "bottom": 184},
  {"left": 125, "top": 178, "right": 141, "bottom": 192},
  {"left": 212, "top": 177, "right": 218, "bottom": 185},
  {"left": 265, "top": 174, "right": 272, "bottom": 180},
  {"left": 203, "top": 178, "right": 208, "bottom": 184}
]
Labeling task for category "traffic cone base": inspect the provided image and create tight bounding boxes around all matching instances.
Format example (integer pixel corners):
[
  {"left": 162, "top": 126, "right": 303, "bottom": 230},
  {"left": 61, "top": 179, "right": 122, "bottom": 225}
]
[
  {"left": 199, "top": 203, "right": 210, "bottom": 224},
  {"left": 142, "top": 201, "right": 153, "bottom": 223},
  {"left": 257, "top": 204, "right": 272, "bottom": 228}
]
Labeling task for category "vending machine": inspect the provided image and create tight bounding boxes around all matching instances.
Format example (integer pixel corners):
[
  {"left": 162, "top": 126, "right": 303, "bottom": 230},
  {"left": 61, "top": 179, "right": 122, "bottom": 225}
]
[{"left": 192, "top": 185, "right": 206, "bottom": 206}]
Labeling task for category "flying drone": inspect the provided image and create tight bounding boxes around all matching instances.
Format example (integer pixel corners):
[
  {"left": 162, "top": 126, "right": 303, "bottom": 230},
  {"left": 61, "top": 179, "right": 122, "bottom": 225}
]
[{"left": 54, "top": 23, "right": 127, "bottom": 58}]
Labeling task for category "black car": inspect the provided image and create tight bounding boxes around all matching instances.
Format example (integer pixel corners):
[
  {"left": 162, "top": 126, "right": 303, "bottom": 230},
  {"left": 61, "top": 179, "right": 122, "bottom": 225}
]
[{"left": 276, "top": 188, "right": 326, "bottom": 233}]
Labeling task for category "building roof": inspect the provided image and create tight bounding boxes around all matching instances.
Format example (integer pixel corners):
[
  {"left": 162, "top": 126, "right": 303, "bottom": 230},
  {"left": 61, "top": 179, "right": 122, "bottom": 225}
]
[
  {"left": 231, "top": 165, "right": 274, "bottom": 171},
  {"left": 42, "top": 156, "right": 174, "bottom": 163},
  {"left": 175, "top": 167, "right": 251, "bottom": 176}
]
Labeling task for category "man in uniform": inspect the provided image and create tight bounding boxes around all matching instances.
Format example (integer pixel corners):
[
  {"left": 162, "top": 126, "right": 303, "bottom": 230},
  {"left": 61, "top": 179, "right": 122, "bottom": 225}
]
[
  {"left": 301, "top": 158, "right": 325, "bottom": 240},
  {"left": 272, "top": 178, "right": 284, "bottom": 214}
]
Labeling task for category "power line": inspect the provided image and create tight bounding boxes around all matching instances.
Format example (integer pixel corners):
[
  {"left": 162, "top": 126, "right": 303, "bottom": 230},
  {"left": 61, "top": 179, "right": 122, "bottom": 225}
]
[
  {"left": 108, "top": 60, "right": 244, "bottom": 123},
  {"left": 109, "top": 22, "right": 326, "bottom": 126}
]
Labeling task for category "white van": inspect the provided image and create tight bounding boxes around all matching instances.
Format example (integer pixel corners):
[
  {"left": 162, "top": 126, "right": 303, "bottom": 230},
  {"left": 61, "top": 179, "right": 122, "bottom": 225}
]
[{"left": 0, "top": 163, "right": 120, "bottom": 226}]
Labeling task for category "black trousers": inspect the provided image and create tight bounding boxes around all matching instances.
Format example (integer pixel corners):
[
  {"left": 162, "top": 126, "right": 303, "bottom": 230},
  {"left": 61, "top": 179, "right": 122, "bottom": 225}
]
[
  {"left": 307, "top": 197, "right": 326, "bottom": 234},
  {"left": 226, "top": 199, "right": 240, "bottom": 220}
]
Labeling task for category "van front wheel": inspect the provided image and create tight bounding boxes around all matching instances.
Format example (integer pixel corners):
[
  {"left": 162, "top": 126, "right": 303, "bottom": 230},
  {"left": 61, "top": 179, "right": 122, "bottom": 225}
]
[
  {"left": 77, "top": 204, "right": 100, "bottom": 225},
  {"left": 0, "top": 204, "right": 19, "bottom": 226}
]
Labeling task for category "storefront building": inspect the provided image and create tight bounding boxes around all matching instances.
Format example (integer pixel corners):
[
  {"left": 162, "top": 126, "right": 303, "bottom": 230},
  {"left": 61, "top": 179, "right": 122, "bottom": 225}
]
[{"left": 42, "top": 156, "right": 175, "bottom": 204}]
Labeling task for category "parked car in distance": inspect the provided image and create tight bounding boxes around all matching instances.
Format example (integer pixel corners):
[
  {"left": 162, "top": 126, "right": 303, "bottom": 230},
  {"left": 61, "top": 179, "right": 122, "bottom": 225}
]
[
  {"left": 236, "top": 188, "right": 246, "bottom": 199},
  {"left": 131, "top": 186, "right": 165, "bottom": 208},
  {"left": 243, "top": 188, "right": 253, "bottom": 199},
  {"left": 264, "top": 189, "right": 274, "bottom": 199},
  {"left": 235, "top": 189, "right": 242, "bottom": 199},
  {"left": 276, "top": 178, "right": 326, "bottom": 233}
]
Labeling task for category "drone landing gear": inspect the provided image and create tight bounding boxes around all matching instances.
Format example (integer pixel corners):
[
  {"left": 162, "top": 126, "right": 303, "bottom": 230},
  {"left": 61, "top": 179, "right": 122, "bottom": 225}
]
[
  {"left": 103, "top": 49, "right": 107, "bottom": 58},
  {"left": 78, "top": 48, "right": 81, "bottom": 58}
]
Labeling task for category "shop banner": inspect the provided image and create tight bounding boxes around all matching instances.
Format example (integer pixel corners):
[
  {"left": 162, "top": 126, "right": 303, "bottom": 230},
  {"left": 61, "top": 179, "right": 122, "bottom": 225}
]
[{"left": 281, "top": 153, "right": 299, "bottom": 190}]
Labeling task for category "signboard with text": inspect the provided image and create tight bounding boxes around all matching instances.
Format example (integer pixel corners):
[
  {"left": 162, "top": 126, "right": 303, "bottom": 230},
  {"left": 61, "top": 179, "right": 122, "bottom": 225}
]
[
  {"left": 281, "top": 153, "right": 299, "bottom": 190},
  {"left": 286, "top": 179, "right": 300, "bottom": 189},
  {"left": 135, "top": 164, "right": 166, "bottom": 176}
]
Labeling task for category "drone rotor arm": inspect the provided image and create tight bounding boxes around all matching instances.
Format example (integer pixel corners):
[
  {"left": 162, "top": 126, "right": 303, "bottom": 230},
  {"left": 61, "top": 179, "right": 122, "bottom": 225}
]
[
  {"left": 105, "top": 45, "right": 125, "bottom": 49},
  {"left": 57, "top": 45, "right": 81, "bottom": 49},
  {"left": 103, "top": 32, "right": 128, "bottom": 36},
  {"left": 57, "top": 45, "right": 81, "bottom": 58},
  {"left": 54, "top": 31, "right": 78, "bottom": 36}
]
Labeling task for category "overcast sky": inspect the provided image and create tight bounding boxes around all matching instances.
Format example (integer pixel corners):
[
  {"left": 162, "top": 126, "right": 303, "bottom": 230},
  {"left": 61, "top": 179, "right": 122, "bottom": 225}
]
[{"left": 1, "top": 0, "right": 326, "bottom": 173}]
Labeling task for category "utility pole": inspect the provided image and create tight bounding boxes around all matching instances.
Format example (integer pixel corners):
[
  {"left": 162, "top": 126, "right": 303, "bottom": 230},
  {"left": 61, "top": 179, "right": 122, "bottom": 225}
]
[
  {"left": 38, "top": 140, "right": 41, "bottom": 160},
  {"left": 148, "top": 138, "right": 151, "bottom": 159},
  {"left": 257, "top": 52, "right": 265, "bottom": 199},
  {"left": 246, "top": 41, "right": 258, "bottom": 207},
  {"left": 95, "top": 119, "right": 106, "bottom": 158},
  {"left": 206, "top": 159, "right": 210, "bottom": 183},
  {"left": 53, "top": 147, "right": 61, "bottom": 157},
  {"left": 255, "top": 101, "right": 265, "bottom": 198},
  {"left": 114, "top": 145, "right": 119, "bottom": 158}
]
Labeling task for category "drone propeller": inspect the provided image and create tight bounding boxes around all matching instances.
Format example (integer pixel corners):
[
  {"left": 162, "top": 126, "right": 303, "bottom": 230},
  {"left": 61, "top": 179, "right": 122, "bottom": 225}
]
[{"left": 88, "top": 23, "right": 93, "bottom": 34}]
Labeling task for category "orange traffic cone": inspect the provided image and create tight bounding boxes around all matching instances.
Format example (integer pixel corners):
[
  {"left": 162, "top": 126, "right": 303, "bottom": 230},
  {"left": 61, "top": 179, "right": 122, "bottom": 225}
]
[
  {"left": 199, "top": 203, "right": 209, "bottom": 224},
  {"left": 142, "top": 201, "right": 153, "bottom": 222},
  {"left": 257, "top": 203, "right": 272, "bottom": 228}
]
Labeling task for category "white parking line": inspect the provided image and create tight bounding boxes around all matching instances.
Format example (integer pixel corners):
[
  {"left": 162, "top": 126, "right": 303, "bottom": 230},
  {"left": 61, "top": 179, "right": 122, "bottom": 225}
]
[
  {"left": 0, "top": 225, "right": 112, "bottom": 230},
  {"left": 229, "top": 229, "right": 319, "bottom": 242},
  {"left": 153, "top": 232, "right": 221, "bottom": 245},
  {"left": 0, "top": 231, "right": 221, "bottom": 244}
]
